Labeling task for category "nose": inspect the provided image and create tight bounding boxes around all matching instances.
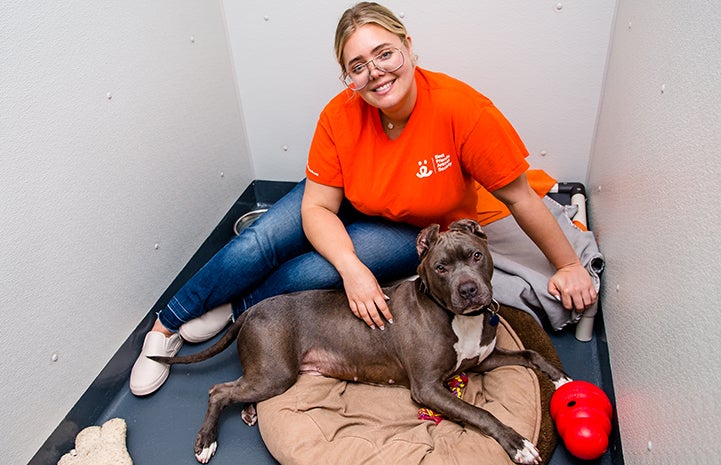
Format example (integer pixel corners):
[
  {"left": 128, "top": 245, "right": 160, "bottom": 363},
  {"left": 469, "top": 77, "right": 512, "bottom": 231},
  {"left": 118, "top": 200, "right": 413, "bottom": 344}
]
[
  {"left": 459, "top": 281, "right": 478, "bottom": 300},
  {"left": 367, "top": 60, "right": 384, "bottom": 80}
]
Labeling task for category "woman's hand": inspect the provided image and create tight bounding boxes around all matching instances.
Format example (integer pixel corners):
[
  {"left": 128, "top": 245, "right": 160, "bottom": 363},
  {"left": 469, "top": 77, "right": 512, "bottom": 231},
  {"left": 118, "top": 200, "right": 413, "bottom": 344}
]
[
  {"left": 493, "top": 174, "right": 598, "bottom": 313},
  {"left": 301, "top": 179, "right": 393, "bottom": 328},
  {"left": 548, "top": 262, "right": 598, "bottom": 312},
  {"left": 341, "top": 261, "right": 393, "bottom": 329}
]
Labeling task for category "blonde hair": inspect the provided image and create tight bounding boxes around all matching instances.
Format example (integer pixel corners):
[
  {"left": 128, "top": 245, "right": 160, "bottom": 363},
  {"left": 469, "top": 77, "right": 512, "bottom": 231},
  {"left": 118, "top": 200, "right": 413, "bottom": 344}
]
[{"left": 334, "top": 2, "right": 409, "bottom": 73}]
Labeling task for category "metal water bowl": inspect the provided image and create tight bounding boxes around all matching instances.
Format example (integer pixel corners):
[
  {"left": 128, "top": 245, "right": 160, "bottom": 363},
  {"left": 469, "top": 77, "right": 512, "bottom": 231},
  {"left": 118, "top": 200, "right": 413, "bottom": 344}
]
[{"left": 233, "top": 209, "right": 268, "bottom": 236}]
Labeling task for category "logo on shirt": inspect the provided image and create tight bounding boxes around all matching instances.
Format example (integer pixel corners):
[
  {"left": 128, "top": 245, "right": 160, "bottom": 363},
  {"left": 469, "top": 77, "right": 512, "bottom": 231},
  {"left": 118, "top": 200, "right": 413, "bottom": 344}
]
[{"left": 416, "top": 153, "right": 453, "bottom": 179}]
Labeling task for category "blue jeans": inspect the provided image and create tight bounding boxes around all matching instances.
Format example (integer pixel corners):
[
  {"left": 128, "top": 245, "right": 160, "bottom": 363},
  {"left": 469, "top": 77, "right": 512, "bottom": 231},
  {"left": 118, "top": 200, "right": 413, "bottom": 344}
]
[{"left": 158, "top": 179, "right": 422, "bottom": 331}]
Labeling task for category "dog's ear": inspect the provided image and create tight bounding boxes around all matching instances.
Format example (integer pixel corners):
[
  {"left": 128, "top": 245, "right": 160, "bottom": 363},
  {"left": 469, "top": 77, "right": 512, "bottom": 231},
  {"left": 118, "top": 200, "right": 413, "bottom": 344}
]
[
  {"left": 416, "top": 224, "right": 440, "bottom": 258},
  {"left": 448, "top": 218, "right": 487, "bottom": 240}
]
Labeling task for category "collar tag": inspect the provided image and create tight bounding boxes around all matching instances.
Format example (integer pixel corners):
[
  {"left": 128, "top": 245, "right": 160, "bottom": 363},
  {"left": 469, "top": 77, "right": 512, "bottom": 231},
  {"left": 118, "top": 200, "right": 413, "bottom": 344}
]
[
  {"left": 488, "top": 299, "right": 500, "bottom": 326},
  {"left": 489, "top": 313, "right": 500, "bottom": 326}
]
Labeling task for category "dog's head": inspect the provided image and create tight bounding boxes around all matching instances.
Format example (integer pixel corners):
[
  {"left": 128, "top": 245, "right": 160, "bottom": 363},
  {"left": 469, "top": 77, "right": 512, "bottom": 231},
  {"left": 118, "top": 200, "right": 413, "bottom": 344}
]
[{"left": 416, "top": 218, "right": 494, "bottom": 315}]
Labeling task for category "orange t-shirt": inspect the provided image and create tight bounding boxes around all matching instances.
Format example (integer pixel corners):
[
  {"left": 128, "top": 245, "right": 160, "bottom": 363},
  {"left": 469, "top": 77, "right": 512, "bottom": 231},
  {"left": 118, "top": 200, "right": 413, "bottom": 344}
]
[{"left": 306, "top": 68, "right": 529, "bottom": 229}]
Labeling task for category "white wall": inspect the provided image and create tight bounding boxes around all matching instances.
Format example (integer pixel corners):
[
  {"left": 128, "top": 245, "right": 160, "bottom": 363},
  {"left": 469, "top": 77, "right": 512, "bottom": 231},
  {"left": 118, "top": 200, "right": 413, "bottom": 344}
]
[
  {"left": 588, "top": 1, "right": 721, "bottom": 463},
  {"left": 0, "top": 2, "right": 252, "bottom": 463},
  {"left": 224, "top": 0, "right": 616, "bottom": 183},
  {"left": 19, "top": 1, "right": 721, "bottom": 464}
]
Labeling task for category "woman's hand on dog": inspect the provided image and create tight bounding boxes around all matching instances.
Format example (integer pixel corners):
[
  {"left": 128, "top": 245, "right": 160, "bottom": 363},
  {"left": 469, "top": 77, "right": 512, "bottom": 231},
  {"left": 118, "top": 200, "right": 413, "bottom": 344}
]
[{"left": 343, "top": 263, "right": 394, "bottom": 330}]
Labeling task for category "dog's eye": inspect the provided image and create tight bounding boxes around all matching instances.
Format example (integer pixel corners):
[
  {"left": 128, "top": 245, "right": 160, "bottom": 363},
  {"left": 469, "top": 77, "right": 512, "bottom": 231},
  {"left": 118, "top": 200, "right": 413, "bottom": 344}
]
[
  {"left": 472, "top": 251, "right": 482, "bottom": 261},
  {"left": 435, "top": 264, "right": 447, "bottom": 273}
]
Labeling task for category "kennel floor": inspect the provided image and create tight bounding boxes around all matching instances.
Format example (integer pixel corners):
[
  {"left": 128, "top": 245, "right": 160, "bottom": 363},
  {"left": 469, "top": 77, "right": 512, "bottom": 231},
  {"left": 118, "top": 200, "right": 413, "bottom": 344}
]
[
  {"left": 94, "top": 314, "right": 619, "bottom": 465},
  {"left": 30, "top": 181, "right": 622, "bottom": 465}
]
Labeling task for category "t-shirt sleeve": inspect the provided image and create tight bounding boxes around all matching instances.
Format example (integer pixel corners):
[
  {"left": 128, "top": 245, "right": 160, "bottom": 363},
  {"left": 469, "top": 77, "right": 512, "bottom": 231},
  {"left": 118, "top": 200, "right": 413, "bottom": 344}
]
[
  {"left": 460, "top": 103, "right": 530, "bottom": 192},
  {"left": 306, "top": 111, "right": 344, "bottom": 187}
]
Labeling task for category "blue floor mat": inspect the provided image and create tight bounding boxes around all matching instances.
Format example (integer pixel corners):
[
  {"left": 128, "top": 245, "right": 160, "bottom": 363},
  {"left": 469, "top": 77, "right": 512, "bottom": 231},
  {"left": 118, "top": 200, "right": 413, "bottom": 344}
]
[
  {"left": 86, "top": 315, "right": 619, "bottom": 465},
  {"left": 30, "top": 180, "right": 622, "bottom": 465}
]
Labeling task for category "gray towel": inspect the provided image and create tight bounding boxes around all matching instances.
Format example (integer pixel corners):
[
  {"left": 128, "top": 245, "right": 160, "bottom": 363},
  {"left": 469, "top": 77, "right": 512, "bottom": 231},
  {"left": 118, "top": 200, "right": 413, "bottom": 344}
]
[{"left": 485, "top": 196, "right": 604, "bottom": 330}]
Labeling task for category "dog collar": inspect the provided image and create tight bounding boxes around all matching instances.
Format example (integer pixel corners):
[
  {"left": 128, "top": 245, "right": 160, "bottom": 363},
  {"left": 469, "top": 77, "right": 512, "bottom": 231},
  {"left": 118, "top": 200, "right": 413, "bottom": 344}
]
[{"left": 463, "top": 299, "right": 500, "bottom": 325}]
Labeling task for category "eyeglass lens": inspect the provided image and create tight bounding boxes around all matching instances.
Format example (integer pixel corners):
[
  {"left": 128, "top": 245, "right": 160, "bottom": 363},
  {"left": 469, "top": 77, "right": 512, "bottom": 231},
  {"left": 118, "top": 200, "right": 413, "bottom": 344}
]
[{"left": 343, "top": 48, "right": 404, "bottom": 90}]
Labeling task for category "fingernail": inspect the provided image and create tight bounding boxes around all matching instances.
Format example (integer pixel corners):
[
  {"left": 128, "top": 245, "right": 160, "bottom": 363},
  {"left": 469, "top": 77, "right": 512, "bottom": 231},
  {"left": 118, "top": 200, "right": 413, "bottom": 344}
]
[
  {"left": 384, "top": 294, "right": 390, "bottom": 300},
  {"left": 379, "top": 325, "right": 385, "bottom": 331},
  {"left": 370, "top": 325, "right": 376, "bottom": 330},
  {"left": 389, "top": 319, "right": 394, "bottom": 324}
]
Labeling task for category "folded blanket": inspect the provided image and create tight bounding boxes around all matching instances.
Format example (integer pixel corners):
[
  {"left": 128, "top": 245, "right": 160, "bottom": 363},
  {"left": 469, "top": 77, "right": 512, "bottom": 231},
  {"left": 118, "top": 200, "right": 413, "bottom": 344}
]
[{"left": 485, "top": 196, "right": 605, "bottom": 330}]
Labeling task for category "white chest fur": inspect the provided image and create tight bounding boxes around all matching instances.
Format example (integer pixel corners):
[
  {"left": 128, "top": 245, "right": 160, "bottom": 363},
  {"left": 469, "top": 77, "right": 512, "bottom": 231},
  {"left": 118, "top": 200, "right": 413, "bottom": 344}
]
[{"left": 451, "top": 315, "right": 496, "bottom": 371}]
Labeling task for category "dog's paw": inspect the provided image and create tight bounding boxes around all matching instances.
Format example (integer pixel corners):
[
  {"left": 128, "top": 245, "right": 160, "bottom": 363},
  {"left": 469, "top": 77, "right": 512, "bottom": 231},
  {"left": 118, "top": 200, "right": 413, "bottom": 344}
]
[
  {"left": 553, "top": 376, "right": 574, "bottom": 390},
  {"left": 241, "top": 404, "right": 257, "bottom": 426},
  {"left": 195, "top": 441, "right": 217, "bottom": 464},
  {"left": 513, "top": 439, "right": 541, "bottom": 464}
]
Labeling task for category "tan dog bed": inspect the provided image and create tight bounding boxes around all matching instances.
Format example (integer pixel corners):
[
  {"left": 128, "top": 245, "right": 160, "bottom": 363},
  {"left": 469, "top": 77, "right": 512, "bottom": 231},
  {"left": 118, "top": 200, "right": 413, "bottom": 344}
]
[{"left": 257, "top": 306, "right": 560, "bottom": 465}]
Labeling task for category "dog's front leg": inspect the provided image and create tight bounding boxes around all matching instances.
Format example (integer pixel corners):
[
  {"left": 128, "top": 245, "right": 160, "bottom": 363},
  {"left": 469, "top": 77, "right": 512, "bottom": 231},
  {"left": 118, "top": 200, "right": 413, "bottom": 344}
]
[
  {"left": 475, "top": 347, "right": 572, "bottom": 389},
  {"left": 410, "top": 381, "right": 541, "bottom": 464}
]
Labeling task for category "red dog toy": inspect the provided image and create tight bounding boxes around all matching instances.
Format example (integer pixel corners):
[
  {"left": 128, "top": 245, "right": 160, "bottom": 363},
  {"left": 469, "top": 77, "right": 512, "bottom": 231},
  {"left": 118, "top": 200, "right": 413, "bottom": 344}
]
[{"left": 550, "top": 380, "right": 613, "bottom": 460}]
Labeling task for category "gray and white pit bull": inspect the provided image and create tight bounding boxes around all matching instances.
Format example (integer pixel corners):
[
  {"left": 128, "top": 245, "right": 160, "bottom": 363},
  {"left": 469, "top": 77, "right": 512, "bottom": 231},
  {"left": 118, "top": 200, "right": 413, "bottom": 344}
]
[{"left": 153, "top": 218, "right": 571, "bottom": 464}]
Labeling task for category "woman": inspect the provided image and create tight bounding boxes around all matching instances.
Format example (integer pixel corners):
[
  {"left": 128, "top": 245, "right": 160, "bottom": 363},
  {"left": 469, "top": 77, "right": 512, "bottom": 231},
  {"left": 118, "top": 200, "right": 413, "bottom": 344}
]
[{"left": 130, "top": 1, "right": 596, "bottom": 396}]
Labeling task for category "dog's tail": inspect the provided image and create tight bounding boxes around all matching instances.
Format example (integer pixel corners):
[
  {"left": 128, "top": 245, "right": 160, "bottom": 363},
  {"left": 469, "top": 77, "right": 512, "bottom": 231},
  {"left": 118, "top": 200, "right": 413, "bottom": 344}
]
[{"left": 149, "top": 312, "right": 248, "bottom": 365}]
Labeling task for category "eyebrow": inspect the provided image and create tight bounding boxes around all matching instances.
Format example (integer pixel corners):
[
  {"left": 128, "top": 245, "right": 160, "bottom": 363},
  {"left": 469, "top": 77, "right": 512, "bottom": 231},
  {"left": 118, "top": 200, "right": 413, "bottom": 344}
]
[{"left": 346, "top": 42, "right": 394, "bottom": 66}]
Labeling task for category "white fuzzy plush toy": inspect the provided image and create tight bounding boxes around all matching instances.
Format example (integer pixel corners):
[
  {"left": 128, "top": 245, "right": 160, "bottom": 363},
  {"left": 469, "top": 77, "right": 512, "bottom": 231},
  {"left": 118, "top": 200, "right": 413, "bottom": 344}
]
[{"left": 58, "top": 418, "right": 133, "bottom": 465}]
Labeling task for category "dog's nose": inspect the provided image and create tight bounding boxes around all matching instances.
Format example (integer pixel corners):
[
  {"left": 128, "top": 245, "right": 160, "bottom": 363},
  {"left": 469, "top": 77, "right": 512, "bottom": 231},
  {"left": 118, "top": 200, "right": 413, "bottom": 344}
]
[{"left": 459, "top": 282, "right": 478, "bottom": 300}]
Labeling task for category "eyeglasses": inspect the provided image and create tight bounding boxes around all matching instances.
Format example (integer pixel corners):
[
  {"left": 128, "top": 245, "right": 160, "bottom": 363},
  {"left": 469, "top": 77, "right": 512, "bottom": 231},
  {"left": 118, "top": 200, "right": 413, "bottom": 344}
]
[{"left": 341, "top": 47, "right": 405, "bottom": 91}]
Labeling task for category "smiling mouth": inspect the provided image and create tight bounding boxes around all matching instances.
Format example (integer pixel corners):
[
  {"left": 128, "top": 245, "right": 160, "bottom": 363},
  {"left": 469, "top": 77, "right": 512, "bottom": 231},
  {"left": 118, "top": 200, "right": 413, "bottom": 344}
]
[{"left": 372, "top": 79, "right": 395, "bottom": 92}]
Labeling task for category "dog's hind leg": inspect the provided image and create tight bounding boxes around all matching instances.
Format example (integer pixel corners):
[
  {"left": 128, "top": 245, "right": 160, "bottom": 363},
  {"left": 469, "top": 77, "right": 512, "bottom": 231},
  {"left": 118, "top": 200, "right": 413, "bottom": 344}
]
[
  {"left": 194, "top": 373, "right": 295, "bottom": 463},
  {"left": 194, "top": 381, "right": 237, "bottom": 464}
]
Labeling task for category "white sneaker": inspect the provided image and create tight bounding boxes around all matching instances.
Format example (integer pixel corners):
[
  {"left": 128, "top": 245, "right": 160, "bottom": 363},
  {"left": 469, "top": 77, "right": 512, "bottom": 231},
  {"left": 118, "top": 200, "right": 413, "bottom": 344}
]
[
  {"left": 178, "top": 304, "right": 233, "bottom": 343},
  {"left": 129, "top": 331, "right": 183, "bottom": 396}
]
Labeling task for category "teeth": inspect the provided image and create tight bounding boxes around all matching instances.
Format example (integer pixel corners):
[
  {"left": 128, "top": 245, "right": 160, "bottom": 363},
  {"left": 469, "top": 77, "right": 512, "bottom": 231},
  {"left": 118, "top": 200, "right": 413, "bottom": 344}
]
[{"left": 375, "top": 81, "right": 392, "bottom": 92}]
